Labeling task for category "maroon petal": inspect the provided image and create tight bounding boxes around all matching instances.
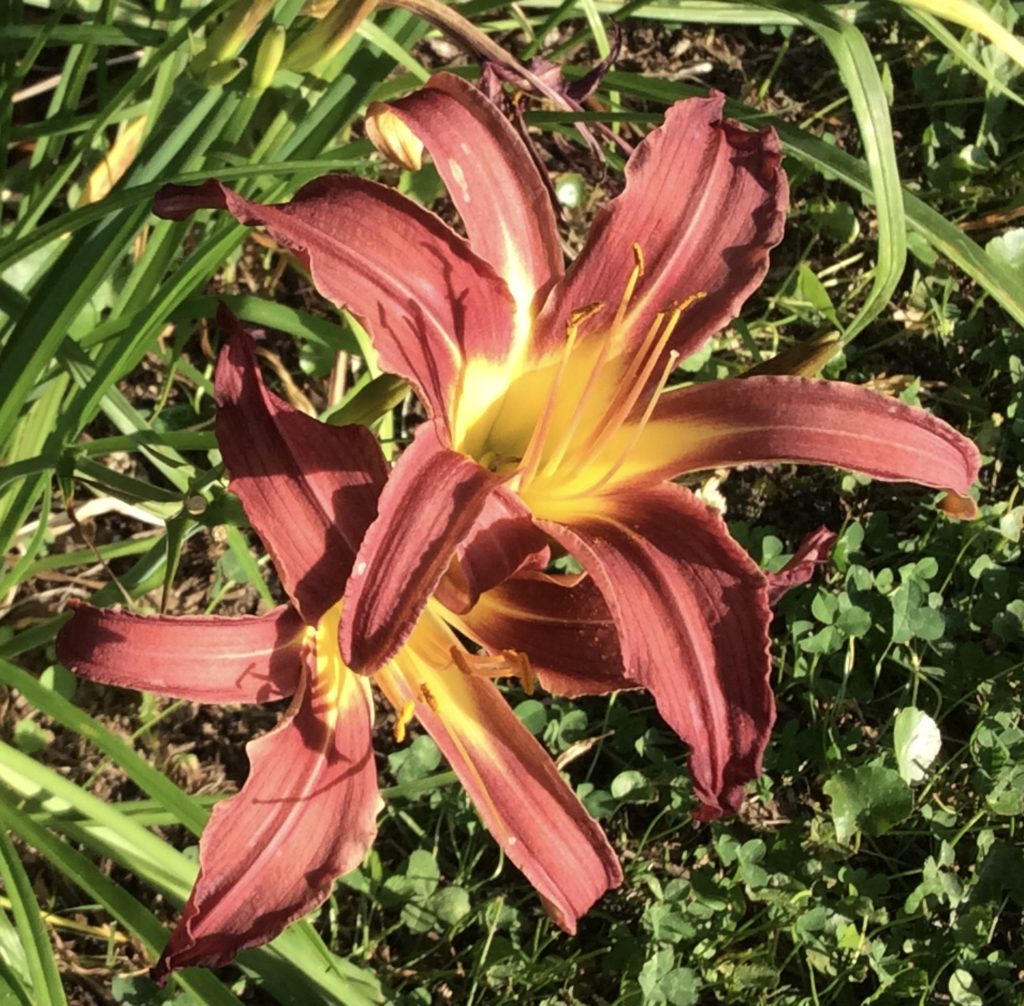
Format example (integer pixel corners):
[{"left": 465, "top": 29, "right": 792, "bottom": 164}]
[
  {"left": 215, "top": 309, "right": 388, "bottom": 624},
  {"left": 341, "top": 419, "right": 503, "bottom": 672},
  {"left": 640, "top": 375, "right": 981, "bottom": 499},
  {"left": 456, "top": 571, "right": 634, "bottom": 698},
  {"left": 157, "top": 180, "right": 516, "bottom": 423},
  {"left": 539, "top": 485, "right": 773, "bottom": 819},
  {"left": 372, "top": 72, "right": 563, "bottom": 316},
  {"left": 56, "top": 600, "right": 304, "bottom": 703},
  {"left": 533, "top": 92, "right": 787, "bottom": 360},
  {"left": 379, "top": 612, "right": 622, "bottom": 932},
  {"left": 767, "top": 527, "right": 837, "bottom": 605},
  {"left": 151, "top": 655, "right": 380, "bottom": 980},
  {"left": 437, "top": 487, "right": 550, "bottom": 615}
]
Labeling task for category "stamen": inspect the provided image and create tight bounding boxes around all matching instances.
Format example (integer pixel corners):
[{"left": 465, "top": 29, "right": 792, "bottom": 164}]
[
  {"left": 543, "top": 246, "right": 649, "bottom": 477},
  {"left": 393, "top": 700, "right": 415, "bottom": 743},
  {"left": 616, "top": 291, "right": 704, "bottom": 414},
  {"left": 559, "top": 309, "right": 672, "bottom": 477},
  {"left": 565, "top": 291, "right": 706, "bottom": 476},
  {"left": 516, "top": 302, "right": 602, "bottom": 489},
  {"left": 575, "top": 349, "right": 681, "bottom": 497},
  {"left": 451, "top": 646, "right": 475, "bottom": 676}
]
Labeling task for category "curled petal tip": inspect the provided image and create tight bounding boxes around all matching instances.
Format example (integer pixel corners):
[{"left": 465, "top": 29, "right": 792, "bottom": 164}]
[
  {"left": 766, "top": 526, "right": 837, "bottom": 606},
  {"left": 939, "top": 490, "right": 979, "bottom": 521},
  {"left": 366, "top": 101, "right": 424, "bottom": 171},
  {"left": 153, "top": 180, "right": 227, "bottom": 220}
]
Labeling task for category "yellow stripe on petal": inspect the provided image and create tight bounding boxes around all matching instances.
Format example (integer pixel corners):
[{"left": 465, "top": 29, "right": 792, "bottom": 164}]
[
  {"left": 374, "top": 605, "right": 622, "bottom": 931},
  {"left": 309, "top": 602, "right": 372, "bottom": 738}
]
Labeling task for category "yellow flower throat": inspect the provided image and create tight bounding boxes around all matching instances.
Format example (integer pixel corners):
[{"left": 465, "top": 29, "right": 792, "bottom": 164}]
[{"left": 456, "top": 244, "right": 705, "bottom": 515}]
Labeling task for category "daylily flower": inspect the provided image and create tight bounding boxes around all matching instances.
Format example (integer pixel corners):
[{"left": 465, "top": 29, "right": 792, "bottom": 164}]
[
  {"left": 56, "top": 309, "right": 625, "bottom": 979},
  {"left": 154, "top": 73, "right": 980, "bottom": 819}
]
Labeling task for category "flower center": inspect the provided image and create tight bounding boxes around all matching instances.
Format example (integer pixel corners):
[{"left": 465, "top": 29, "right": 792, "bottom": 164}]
[{"left": 509, "top": 245, "right": 704, "bottom": 505}]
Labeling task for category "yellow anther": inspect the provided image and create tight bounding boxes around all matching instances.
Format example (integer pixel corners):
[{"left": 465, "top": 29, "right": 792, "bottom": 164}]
[
  {"left": 419, "top": 683, "right": 438, "bottom": 711},
  {"left": 613, "top": 243, "right": 646, "bottom": 329},
  {"left": 569, "top": 301, "right": 605, "bottom": 328},
  {"left": 516, "top": 653, "right": 536, "bottom": 696},
  {"left": 393, "top": 701, "right": 416, "bottom": 743}
]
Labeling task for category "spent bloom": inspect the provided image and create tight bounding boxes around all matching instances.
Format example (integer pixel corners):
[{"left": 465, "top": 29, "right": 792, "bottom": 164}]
[
  {"left": 155, "top": 73, "right": 980, "bottom": 819},
  {"left": 58, "top": 311, "right": 633, "bottom": 978}
]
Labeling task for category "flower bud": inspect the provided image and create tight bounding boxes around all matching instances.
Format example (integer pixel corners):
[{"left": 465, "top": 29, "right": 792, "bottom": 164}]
[
  {"left": 192, "top": 0, "right": 275, "bottom": 74},
  {"left": 741, "top": 331, "right": 843, "bottom": 378},
  {"left": 249, "top": 25, "right": 286, "bottom": 95},
  {"left": 282, "top": 0, "right": 377, "bottom": 73},
  {"left": 323, "top": 373, "right": 408, "bottom": 427},
  {"left": 201, "top": 57, "right": 247, "bottom": 88}
]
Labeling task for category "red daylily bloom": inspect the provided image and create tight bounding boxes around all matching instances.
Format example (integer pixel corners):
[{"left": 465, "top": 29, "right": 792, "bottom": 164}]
[
  {"left": 56, "top": 311, "right": 623, "bottom": 980},
  {"left": 155, "top": 73, "right": 980, "bottom": 819}
]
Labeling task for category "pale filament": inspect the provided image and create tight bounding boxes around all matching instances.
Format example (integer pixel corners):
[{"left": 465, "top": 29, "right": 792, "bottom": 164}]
[
  {"left": 612, "top": 242, "right": 646, "bottom": 330},
  {"left": 558, "top": 294, "right": 700, "bottom": 483},
  {"left": 564, "top": 349, "right": 681, "bottom": 499},
  {"left": 514, "top": 251, "right": 643, "bottom": 491},
  {"left": 515, "top": 301, "right": 602, "bottom": 489}
]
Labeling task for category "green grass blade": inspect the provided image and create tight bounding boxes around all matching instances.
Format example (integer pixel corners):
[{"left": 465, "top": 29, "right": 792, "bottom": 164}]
[
  {"left": 0, "top": 660, "right": 384, "bottom": 1002},
  {"left": 0, "top": 799, "right": 244, "bottom": 1006},
  {"left": 895, "top": 0, "right": 1024, "bottom": 70},
  {"left": 0, "top": 757, "right": 383, "bottom": 1004},
  {"left": 904, "top": 6, "right": 1024, "bottom": 107},
  {"left": 0, "top": 829, "right": 67, "bottom": 1006},
  {"left": 760, "top": 1, "right": 905, "bottom": 342},
  {"left": 0, "top": 659, "right": 209, "bottom": 835}
]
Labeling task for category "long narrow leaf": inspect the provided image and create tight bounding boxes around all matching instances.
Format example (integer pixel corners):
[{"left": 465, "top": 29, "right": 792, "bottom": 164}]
[
  {"left": 0, "top": 829, "right": 67, "bottom": 1006},
  {"left": 760, "top": 1, "right": 905, "bottom": 341},
  {"left": 895, "top": 0, "right": 1024, "bottom": 70},
  {"left": 0, "top": 799, "right": 244, "bottom": 1006}
]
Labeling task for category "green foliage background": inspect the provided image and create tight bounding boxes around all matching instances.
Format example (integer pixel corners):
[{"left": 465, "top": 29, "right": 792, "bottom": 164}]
[{"left": 1, "top": 1, "right": 1022, "bottom": 1003}]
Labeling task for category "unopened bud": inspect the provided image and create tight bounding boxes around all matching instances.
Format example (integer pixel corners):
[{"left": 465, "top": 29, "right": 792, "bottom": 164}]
[
  {"left": 282, "top": 0, "right": 378, "bottom": 73},
  {"left": 192, "top": 0, "right": 276, "bottom": 75},
  {"left": 323, "top": 372, "right": 408, "bottom": 427},
  {"left": 365, "top": 102, "right": 423, "bottom": 171},
  {"left": 742, "top": 331, "right": 843, "bottom": 379},
  {"left": 201, "top": 57, "right": 247, "bottom": 88},
  {"left": 249, "top": 25, "right": 286, "bottom": 95}
]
